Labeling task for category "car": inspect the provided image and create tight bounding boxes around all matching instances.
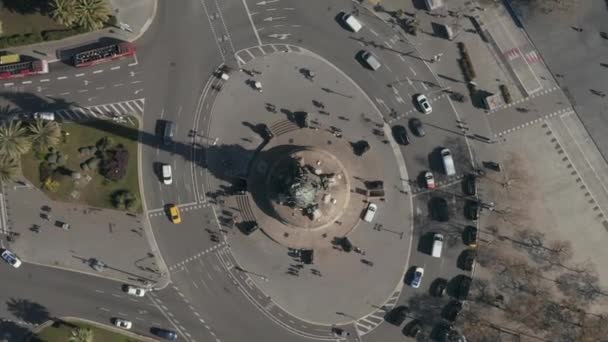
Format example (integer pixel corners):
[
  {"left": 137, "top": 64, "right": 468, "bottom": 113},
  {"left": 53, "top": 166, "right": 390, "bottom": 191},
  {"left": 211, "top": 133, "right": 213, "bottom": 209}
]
[
  {"left": 463, "top": 173, "right": 477, "bottom": 196},
  {"left": 340, "top": 12, "right": 362, "bottom": 32},
  {"left": 113, "top": 318, "right": 132, "bottom": 329},
  {"left": 431, "top": 278, "right": 448, "bottom": 297},
  {"left": 242, "top": 221, "right": 259, "bottom": 235},
  {"left": 392, "top": 125, "right": 409, "bottom": 145},
  {"left": 125, "top": 285, "right": 146, "bottom": 297},
  {"left": 259, "top": 124, "right": 273, "bottom": 140},
  {"left": 457, "top": 276, "right": 472, "bottom": 300},
  {"left": 463, "top": 225, "right": 478, "bottom": 247},
  {"left": 340, "top": 237, "right": 353, "bottom": 252},
  {"left": 332, "top": 327, "right": 350, "bottom": 337},
  {"left": 363, "top": 202, "right": 378, "bottom": 222},
  {"left": 162, "top": 164, "right": 173, "bottom": 185},
  {"left": 409, "top": 118, "right": 426, "bottom": 137},
  {"left": 410, "top": 267, "right": 424, "bottom": 288},
  {"left": 465, "top": 200, "right": 480, "bottom": 220},
  {"left": 403, "top": 319, "right": 422, "bottom": 338},
  {"left": 430, "top": 197, "right": 449, "bottom": 222},
  {"left": 151, "top": 328, "right": 178, "bottom": 341},
  {"left": 361, "top": 50, "right": 381, "bottom": 70},
  {"left": 425, "top": 171, "right": 435, "bottom": 189},
  {"left": 442, "top": 301, "right": 463, "bottom": 322},
  {"left": 415, "top": 94, "right": 432, "bottom": 114},
  {"left": 385, "top": 306, "right": 408, "bottom": 326},
  {"left": 1, "top": 250, "right": 22, "bottom": 268},
  {"left": 353, "top": 140, "right": 370, "bottom": 156},
  {"left": 459, "top": 249, "right": 476, "bottom": 271},
  {"left": 169, "top": 204, "right": 182, "bottom": 224}
]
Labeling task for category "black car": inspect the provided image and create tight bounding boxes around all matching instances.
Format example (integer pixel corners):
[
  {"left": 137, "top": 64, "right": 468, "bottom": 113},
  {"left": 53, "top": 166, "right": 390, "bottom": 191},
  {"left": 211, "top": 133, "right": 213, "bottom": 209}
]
[
  {"left": 463, "top": 225, "right": 478, "bottom": 247},
  {"left": 151, "top": 328, "right": 178, "bottom": 341},
  {"left": 458, "top": 249, "right": 476, "bottom": 271},
  {"left": 430, "top": 197, "right": 449, "bottom": 222},
  {"left": 409, "top": 118, "right": 426, "bottom": 137},
  {"left": 402, "top": 319, "right": 422, "bottom": 337},
  {"left": 385, "top": 305, "right": 408, "bottom": 326},
  {"left": 463, "top": 173, "right": 477, "bottom": 196},
  {"left": 464, "top": 200, "right": 479, "bottom": 220},
  {"left": 353, "top": 140, "right": 370, "bottom": 156},
  {"left": 301, "top": 249, "right": 314, "bottom": 264},
  {"left": 456, "top": 276, "right": 472, "bottom": 300},
  {"left": 442, "top": 301, "right": 463, "bottom": 322},
  {"left": 259, "top": 124, "right": 274, "bottom": 140},
  {"left": 430, "top": 277, "right": 448, "bottom": 297},
  {"left": 340, "top": 237, "right": 353, "bottom": 252},
  {"left": 392, "top": 125, "right": 410, "bottom": 145}
]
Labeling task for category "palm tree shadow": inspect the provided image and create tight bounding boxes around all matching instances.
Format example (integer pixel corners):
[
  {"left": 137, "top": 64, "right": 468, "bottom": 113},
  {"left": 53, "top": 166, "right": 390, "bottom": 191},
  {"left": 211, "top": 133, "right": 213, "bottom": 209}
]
[{"left": 6, "top": 297, "right": 52, "bottom": 325}]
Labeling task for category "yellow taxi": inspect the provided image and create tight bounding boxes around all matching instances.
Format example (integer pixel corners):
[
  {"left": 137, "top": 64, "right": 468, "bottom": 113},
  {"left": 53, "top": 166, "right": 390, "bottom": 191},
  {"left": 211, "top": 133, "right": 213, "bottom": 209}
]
[{"left": 169, "top": 205, "right": 181, "bottom": 224}]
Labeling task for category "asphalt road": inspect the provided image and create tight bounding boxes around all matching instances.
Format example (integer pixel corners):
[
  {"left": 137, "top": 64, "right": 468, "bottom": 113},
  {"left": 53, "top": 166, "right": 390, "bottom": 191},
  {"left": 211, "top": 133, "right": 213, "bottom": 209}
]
[
  {"left": 0, "top": 0, "right": 474, "bottom": 341},
  {"left": 0, "top": 262, "right": 170, "bottom": 340}
]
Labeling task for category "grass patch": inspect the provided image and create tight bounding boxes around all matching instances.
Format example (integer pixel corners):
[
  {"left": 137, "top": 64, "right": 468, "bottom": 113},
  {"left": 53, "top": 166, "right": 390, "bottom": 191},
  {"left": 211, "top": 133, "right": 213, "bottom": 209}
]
[
  {"left": 21, "top": 119, "right": 142, "bottom": 212},
  {"left": 0, "top": 8, "right": 66, "bottom": 36},
  {"left": 32, "top": 320, "right": 145, "bottom": 342}
]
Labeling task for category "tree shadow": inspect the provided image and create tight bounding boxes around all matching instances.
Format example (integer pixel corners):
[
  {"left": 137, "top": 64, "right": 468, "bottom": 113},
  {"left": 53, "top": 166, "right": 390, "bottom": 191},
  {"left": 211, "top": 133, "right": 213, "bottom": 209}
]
[
  {"left": 1, "top": 0, "right": 50, "bottom": 14},
  {"left": 0, "top": 319, "right": 33, "bottom": 342},
  {"left": 6, "top": 298, "right": 51, "bottom": 325}
]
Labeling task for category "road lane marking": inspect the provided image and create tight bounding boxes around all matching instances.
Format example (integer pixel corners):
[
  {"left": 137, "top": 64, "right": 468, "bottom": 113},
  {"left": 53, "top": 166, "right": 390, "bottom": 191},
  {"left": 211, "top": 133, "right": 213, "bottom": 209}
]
[
  {"left": 242, "top": 0, "right": 263, "bottom": 45},
  {"left": 40, "top": 79, "right": 49, "bottom": 82},
  {"left": 75, "top": 73, "right": 85, "bottom": 77},
  {"left": 409, "top": 66, "right": 416, "bottom": 76},
  {"left": 4, "top": 83, "right": 13, "bottom": 86},
  {"left": 57, "top": 76, "right": 67, "bottom": 80},
  {"left": 22, "top": 81, "right": 32, "bottom": 84},
  {"left": 93, "top": 70, "right": 103, "bottom": 74},
  {"left": 111, "top": 66, "right": 121, "bottom": 70},
  {"left": 369, "top": 28, "right": 379, "bottom": 36},
  {"left": 128, "top": 54, "right": 139, "bottom": 66}
]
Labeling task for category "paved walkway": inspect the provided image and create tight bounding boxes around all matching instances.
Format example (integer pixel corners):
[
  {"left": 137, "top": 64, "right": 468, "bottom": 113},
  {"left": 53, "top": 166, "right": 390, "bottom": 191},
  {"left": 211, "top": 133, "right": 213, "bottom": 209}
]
[{"left": 5, "top": 0, "right": 157, "bottom": 62}]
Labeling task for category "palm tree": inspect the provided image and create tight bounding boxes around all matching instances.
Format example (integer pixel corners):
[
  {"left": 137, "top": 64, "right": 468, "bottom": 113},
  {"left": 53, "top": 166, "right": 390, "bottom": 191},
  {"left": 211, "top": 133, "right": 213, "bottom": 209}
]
[
  {"left": 0, "top": 157, "right": 19, "bottom": 184},
  {"left": 74, "top": 0, "right": 111, "bottom": 31},
  {"left": 50, "top": 0, "right": 77, "bottom": 27},
  {"left": 69, "top": 327, "right": 94, "bottom": 342},
  {"left": 29, "top": 120, "right": 61, "bottom": 152},
  {"left": 0, "top": 121, "right": 32, "bottom": 159}
]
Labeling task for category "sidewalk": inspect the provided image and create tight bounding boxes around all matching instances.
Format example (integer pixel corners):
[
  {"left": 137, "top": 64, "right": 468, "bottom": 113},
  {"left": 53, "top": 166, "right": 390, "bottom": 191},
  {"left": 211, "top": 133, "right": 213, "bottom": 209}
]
[{"left": 5, "top": 0, "right": 157, "bottom": 62}]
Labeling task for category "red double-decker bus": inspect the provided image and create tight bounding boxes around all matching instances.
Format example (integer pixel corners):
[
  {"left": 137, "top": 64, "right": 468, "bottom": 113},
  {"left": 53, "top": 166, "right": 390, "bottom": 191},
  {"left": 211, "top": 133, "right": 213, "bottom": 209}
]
[
  {"left": 73, "top": 42, "right": 136, "bottom": 68},
  {"left": 0, "top": 59, "right": 49, "bottom": 80}
]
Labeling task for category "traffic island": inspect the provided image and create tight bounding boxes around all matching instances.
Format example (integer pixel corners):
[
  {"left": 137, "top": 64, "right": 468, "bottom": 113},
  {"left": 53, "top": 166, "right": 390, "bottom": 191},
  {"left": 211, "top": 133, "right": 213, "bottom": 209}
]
[
  {"left": 31, "top": 317, "right": 154, "bottom": 342},
  {"left": 204, "top": 48, "right": 413, "bottom": 325},
  {"left": 20, "top": 118, "right": 142, "bottom": 212}
]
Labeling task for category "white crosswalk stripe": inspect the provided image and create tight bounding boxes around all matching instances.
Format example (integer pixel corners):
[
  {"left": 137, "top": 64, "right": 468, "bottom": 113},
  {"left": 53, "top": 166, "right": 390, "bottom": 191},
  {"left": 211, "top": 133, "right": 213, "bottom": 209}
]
[{"left": 49, "top": 98, "right": 145, "bottom": 121}]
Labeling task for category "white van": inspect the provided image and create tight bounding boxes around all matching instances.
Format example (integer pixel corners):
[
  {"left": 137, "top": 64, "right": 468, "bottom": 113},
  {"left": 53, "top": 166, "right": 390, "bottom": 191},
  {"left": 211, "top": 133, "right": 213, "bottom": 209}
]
[
  {"left": 431, "top": 233, "right": 444, "bottom": 258},
  {"left": 342, "top": 13, "right": 362, "bottom": 32},
  {"left": 34, "top": 112, "right": 55, "bottom": 121},
  {"left": 363, "top": 202, "right": 378, "bottom": 222},
  {"left": 441, "top": 148, "right": 456, "bottom": 176},
  {"left": 162, "top": 164, "right": 173, "bottom": 185}
]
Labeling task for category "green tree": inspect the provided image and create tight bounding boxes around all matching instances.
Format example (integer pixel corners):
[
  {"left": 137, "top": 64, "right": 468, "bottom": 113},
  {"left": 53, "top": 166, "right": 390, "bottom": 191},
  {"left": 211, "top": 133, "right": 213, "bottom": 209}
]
[
  {"left": 69, "top": 327, "right": 94, "bottom": 342},
  {"left": 74, "top": 0, "right": 111, "bottom": 31},
  {"left": 29, "top": 120, "right": 61, "bottom": 152},
  {"left": 0, "top": 157, "right": 19, "bottom": 184},
  {"left": 50, "top": 0, "right": 77, "bottom": 27},
  {"left": 0, "top": 121, "right": 32, "bottom": 159}
]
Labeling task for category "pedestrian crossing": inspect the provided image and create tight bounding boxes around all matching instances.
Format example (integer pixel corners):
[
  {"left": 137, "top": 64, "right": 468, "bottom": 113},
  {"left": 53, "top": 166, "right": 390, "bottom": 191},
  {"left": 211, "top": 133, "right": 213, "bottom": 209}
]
[
  {"left": 354, "top": 289, "right": 401, "bottom": 336},
  {"left": 50, "top": 98, "right": 145, "bottom": 121}
]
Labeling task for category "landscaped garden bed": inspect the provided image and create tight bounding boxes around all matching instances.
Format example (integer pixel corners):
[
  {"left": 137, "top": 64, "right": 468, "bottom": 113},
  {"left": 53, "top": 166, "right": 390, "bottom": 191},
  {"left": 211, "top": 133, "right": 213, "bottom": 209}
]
[{"left": 21, "top": 119, "right": 142, "bottom": 212}]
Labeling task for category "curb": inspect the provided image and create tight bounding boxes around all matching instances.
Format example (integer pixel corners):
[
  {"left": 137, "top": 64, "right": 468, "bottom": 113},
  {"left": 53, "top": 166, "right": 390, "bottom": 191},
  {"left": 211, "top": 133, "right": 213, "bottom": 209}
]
[
  {"left": 127, "top": 0, "right": 159, "bottom": 42},
  {"left": 29, "top": 317, "right": 159, "bottom": 342}
]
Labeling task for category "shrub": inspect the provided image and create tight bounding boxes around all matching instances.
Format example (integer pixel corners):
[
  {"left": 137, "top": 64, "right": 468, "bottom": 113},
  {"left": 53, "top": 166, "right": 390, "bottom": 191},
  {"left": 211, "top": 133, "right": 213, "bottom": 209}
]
[
  {"left": 80, "top": 162, "right": 89, "bottom": 171},
  {"left": 86, "top": 157, "right": 100, "bottom": 169},
  {"left": 101, "top": 147, "right": 129, "bottom": 181},
  {"left": 111, "top": 190, "right": 136, "bottom": 210},
  {"left": 46, "top": 153, "right": 58, "bottom": 163},
  {"left": 43, "top": 177, "right": 60, "bottom": 192},
  {"left": 106, "top": 15, "right": 118, "bottom": 27},
  {"left": 39, "top": 162, "right": 54, "bottom": 183},
  {"left": 78, "top": 147, "right": 90, "bottom": 155},
  {"left": 41, "top": 27, "right": 88, "bottom": 41},
  {"left": 96, "top": 137, "right": 113, "bottom": 152},
  {"left": 0, "top": 32, "right": 43, "bottom": 49}
]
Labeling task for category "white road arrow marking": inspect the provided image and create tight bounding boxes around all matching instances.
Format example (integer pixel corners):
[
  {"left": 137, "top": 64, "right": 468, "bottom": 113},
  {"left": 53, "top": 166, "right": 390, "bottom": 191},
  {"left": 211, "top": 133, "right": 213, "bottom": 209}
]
[
  {"left": 257, "top": 0, "right": 279, "bottom": 5},
  {"left": 263, "top": 16, "right": 286, "bottom": 21},
  {"left": 268, "top": 33, "right": 291, "bottom": 40},
  {"left": 134, "top": 89, "right": 143, "bottom": 95},
  {"left": 392, "top": 87, "right": 405, "bottom": 104}
]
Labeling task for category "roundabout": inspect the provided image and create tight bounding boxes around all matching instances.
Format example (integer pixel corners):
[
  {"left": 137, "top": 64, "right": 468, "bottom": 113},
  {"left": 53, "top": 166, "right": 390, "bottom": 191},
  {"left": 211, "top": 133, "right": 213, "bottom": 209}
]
[{"left": 204, "top": 48, "right": 414, "bottom": 325}]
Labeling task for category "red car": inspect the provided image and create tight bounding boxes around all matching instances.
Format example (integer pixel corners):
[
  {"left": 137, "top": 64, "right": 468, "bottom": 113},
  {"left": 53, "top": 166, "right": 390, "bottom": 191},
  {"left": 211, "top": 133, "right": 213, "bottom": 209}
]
[{"left": 425, "top": 171, "right": 435, "bottom": 189}]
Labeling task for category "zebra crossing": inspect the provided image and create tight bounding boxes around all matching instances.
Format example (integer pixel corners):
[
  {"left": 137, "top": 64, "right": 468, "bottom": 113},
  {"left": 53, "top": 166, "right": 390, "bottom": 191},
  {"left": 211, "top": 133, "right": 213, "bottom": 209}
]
[
  {"left": 52, "top": 98, "right": 145, "bottom": 121},
  {"left": 354, "top": 289, "right": 402, "bottom": 336}
]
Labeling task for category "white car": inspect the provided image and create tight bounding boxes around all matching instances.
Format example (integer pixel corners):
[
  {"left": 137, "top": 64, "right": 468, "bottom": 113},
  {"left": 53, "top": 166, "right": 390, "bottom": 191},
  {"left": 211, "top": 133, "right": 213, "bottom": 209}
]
[
  {"left": 416, "top": 94, "right": 432, "bottom": 114},
  {"left": 411, "top": 267, "right": 424, "bottom": 288},
  {"left": 113, "top": 318, "right": 132, "bottom": 330},
  {"left": 33, "top": 112, "right": 55, "bottom": 121},
  {"left": 162, "top": 164, "right": 173, "bottom": 185},
  {"left": 363, "top": 203, "right": 378, "bottom": 222},
  {"left": 125, "top": 285, "right": 146, "bottom": 297},
  {"left": 425, "top": 171, "right": 435, "bottom": 189},
  {"left": 341, "top": 12, "right": 362, "bottom": 32},
  {"left": 1, "top": 250, "right": 22, "bottom": 268}
]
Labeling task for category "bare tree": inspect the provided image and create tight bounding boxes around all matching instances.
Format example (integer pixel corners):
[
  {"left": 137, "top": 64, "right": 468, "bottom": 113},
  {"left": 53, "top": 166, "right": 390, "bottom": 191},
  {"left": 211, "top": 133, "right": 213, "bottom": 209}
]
[
  {"left": 555, "top": 269, "right": 604, "bottom": 305},
  {"left": 578, "top": 314, "right": 608, "bottom": 342}
]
